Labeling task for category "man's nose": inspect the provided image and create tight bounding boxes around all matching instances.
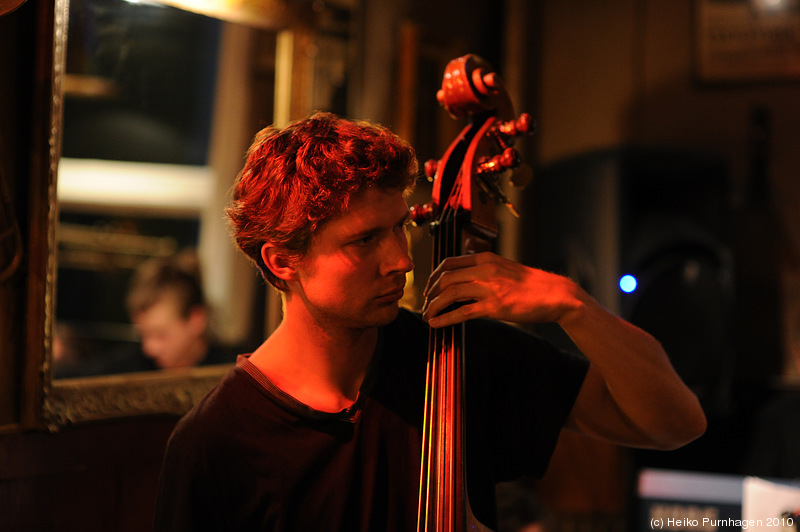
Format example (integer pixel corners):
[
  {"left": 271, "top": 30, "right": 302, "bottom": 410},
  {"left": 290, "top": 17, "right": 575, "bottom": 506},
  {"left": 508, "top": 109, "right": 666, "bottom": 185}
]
[{"left": 383, "top": 232, "right": 414, "bottom": 275}]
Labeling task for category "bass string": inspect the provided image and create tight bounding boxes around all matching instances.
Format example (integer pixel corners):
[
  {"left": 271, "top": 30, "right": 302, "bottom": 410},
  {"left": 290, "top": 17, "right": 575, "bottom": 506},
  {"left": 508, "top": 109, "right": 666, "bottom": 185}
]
[
  {"left": 435, "top": 173, "right": 465, "bottom": 528},
  {"left": 418, "top": 162, "right": 469, "bottom": 529}
]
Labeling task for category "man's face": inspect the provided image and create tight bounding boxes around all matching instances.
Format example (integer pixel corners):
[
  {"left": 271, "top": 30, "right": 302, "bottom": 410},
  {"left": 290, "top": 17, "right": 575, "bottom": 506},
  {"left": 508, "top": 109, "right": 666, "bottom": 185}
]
[
  {"left": 133, "top": 296, "right": 207, "bottom": 369},
  {"left": 291, "top": 187, "right": 414, "bottom": 330}
]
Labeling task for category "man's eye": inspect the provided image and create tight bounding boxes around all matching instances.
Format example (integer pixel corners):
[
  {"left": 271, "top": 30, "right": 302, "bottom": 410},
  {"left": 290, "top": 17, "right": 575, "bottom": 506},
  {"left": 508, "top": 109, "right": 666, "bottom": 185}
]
[{"left": 351, "top": 235, "right": 374, "bottom": 246}]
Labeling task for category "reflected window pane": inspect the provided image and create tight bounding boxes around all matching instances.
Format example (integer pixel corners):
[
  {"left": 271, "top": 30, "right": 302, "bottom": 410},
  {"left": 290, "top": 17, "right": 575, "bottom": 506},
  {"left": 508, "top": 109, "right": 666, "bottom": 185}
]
[{"left": 63, "top": 0, "right": 221, "bottom": 165}]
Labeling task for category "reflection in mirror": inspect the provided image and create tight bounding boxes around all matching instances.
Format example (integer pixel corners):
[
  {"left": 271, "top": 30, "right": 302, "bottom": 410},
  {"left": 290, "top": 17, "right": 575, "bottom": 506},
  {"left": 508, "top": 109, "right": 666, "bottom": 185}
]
[
  {"left": 55, "top": 0, "right": 254, "bottom": 380},
  {"left": 45, "top": 0, "right": 355, "bottom": 426}
]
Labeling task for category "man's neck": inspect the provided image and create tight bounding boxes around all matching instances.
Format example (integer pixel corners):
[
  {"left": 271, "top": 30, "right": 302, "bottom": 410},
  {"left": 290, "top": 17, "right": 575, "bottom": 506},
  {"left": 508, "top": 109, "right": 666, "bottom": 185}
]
[{"left": 249, "top": 309, "right": 379, "bottom": 413}]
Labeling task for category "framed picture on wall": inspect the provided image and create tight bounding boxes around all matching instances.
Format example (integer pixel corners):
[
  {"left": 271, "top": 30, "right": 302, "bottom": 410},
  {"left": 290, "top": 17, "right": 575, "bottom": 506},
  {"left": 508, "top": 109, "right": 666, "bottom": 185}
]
[{"left": 695, "top": 0, "right": 800, "bottom": 82}]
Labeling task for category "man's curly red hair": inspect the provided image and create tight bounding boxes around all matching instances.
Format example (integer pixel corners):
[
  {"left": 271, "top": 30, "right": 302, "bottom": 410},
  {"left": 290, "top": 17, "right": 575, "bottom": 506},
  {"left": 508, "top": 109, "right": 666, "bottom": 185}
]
[{"left": 226, "top": 112, "right": 419, "bottom": 290}]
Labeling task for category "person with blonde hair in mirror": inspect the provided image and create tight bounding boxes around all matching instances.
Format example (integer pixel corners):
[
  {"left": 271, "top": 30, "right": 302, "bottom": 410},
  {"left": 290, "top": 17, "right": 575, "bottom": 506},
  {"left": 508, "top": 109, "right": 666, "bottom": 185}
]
[{"left": 107, "top": 249, "right": 234, "bottom": 373}]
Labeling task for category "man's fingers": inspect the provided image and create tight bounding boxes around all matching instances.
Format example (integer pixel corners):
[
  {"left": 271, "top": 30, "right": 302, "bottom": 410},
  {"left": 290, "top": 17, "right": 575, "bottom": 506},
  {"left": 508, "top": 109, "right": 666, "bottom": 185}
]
[{"left": 426, "top": 301, "right": 485, "bottom": 328}]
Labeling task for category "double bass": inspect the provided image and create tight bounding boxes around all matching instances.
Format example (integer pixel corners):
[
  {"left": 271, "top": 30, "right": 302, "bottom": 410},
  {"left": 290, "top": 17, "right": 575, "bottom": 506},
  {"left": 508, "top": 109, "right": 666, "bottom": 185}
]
[{"left": 411, "top": 55, "right": 535, "bottom": 531}]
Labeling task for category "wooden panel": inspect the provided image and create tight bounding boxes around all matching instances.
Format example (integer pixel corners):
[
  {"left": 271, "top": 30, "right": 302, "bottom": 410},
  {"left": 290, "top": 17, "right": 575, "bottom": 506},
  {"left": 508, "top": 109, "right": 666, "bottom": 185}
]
[{"left": 0, "top": 416, "right": 178, "bottom": 530}]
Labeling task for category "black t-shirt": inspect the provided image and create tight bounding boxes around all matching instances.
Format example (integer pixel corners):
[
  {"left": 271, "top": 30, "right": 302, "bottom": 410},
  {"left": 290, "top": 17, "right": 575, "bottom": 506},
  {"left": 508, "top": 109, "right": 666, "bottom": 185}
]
[{"left": 154, "top": 309, "right": 588, "bottom": 531}]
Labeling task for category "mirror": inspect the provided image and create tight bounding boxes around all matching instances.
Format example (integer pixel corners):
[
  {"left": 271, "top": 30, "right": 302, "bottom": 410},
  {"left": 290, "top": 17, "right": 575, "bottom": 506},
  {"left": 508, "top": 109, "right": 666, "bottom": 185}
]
[
  {"left": 54, "top": 0, "right": 241, "bottom": 381},
  {"left": 44, "top": 0, "right": 354, "bottom": 427}
]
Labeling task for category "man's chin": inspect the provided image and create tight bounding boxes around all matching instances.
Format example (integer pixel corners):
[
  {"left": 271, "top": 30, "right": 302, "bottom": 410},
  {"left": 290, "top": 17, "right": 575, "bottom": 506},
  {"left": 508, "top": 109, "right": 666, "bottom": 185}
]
[{"left": 366, "top": 303, "right": 401, "bottom": 327}]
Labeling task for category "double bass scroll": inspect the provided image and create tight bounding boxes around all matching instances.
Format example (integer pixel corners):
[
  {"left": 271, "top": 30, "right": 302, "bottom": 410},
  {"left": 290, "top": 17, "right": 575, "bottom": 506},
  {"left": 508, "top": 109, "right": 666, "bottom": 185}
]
[{"left": 412, "top": 54, "right": 535, "bottom": 532}]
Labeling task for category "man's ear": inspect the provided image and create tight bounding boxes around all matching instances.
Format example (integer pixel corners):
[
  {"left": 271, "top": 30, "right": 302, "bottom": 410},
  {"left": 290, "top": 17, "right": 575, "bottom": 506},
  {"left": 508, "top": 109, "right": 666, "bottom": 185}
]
[{"left": 261, "top": 243, "right": 298, "bottom": 283}]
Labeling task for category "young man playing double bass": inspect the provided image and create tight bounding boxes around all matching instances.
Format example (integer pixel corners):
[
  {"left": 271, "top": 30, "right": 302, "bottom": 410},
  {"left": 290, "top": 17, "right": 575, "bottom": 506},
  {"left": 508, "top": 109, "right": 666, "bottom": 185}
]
[{"left": 154, "top": 112, "right": 706, "bottom": 531}]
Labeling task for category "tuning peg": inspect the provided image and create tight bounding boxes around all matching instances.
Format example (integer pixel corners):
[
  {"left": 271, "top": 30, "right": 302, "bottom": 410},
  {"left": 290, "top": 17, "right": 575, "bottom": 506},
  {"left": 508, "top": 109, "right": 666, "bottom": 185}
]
[
  {"left": 496, "top": 113, "right": 537, "bottom": 139},
  {"left": 424, "top": 159, "right": 438, "bottom": 182},
  {"left": 409, "top": 202, "right": 436, "bottom": 226},
  {"left": 515, "top": 113, "right": 536, "bottom": 136},
  {"left": 477, "top": 147, "right": 520, "bottom": 175}
]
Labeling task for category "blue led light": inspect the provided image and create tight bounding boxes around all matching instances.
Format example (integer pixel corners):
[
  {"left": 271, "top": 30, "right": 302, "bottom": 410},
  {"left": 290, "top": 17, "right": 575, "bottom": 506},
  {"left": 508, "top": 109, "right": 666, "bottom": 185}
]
[{"left": 619, "top": 274, "right": 638, "bottom": 293}]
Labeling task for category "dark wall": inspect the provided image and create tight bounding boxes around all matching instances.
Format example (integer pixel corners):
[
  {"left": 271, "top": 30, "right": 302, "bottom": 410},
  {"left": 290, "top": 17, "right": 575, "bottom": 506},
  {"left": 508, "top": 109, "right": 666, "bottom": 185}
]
[
  {"left": 0, "top": 416, "right": 179, "bottom": 531},
  {"left": 0, "top": 0, "right": 37, "bottom": 429}
]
